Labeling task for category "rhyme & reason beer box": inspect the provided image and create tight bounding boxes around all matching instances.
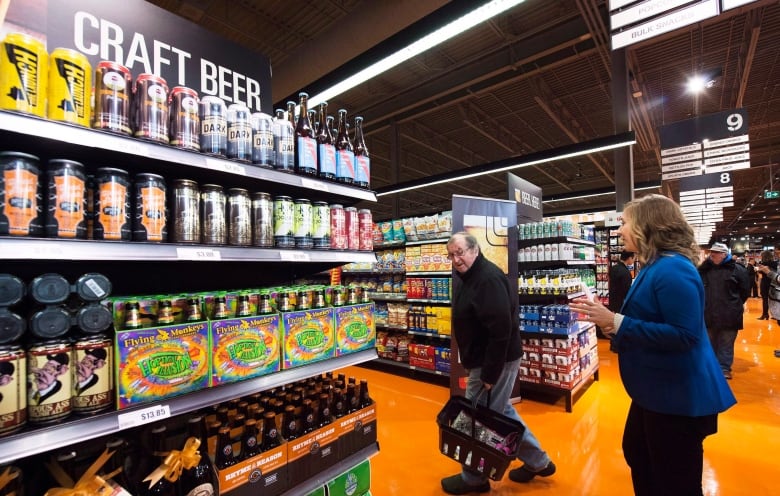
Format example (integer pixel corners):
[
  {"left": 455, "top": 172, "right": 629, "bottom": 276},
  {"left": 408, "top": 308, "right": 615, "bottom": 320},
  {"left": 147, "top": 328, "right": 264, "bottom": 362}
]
[
  {"left": 281, "top": 308, "right": 335, "bottom": 369},
  {"left": 115, "top": 322, "right": 210, "bottom": 409},
  {"left": 287, "top": 420, "right": 340, "bottom": 482},
  {"left": 211, "top": 314, "right": 281, "bottom": 386},
  {"left": 334, "top": 303, "right": 376, "bottom": 356},
  {"left": 216, "top": 442, "right": 288, "bottom": 496},
  {"left": 336, "top": 402, "right": 378, "bottom": 461}
]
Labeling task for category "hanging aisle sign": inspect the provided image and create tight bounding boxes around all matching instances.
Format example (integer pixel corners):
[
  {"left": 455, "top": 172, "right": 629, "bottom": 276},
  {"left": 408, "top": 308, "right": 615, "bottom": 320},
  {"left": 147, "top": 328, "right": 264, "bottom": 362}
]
[
  {"left": 3, "top": 0, "right": 272, "bottom": 113},
  {"left": 678, "top": 171, "right": 734, "bottom": 244},
  {"left": 507, "top": 173, "right": 543, "bottom": 223}
]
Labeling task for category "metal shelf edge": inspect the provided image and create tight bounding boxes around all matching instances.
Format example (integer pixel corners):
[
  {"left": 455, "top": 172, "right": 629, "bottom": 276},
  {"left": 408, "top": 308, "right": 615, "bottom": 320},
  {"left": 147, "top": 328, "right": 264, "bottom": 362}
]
[{"left": 0, "top": 349, "right": 377, "bottom": 465}]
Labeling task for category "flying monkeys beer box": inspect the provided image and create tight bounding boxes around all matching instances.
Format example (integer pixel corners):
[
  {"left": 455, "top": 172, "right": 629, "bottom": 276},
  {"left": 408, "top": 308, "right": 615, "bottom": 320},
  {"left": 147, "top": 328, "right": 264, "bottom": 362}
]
[
  {"left": 334, "top": 303, "right": 376, "bottom": 356},
  {"left": 115, "top": 322, "right": 210, "bottom": 409},
  {"left": 281, "top": 308, "right": 335, "bottom": 369},
  {"left": 211, "top": 314, "right": 281, "bottom": 386}
]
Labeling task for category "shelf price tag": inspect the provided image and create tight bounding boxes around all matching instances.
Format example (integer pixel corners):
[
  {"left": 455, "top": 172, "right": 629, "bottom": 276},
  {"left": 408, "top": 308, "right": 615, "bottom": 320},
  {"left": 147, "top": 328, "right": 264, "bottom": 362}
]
[
  {"left": 176, "top": 247, "right": 222, "bottom": 260},
  {"left": 206, "top": 158, "right": 246, "bottom": 176},
  {"left": 116, "top": 139, "right": 150, "bottom": 157},
  {"left": 279, "top": 251, "right": 310, "bottom": 262},
  {"left": 117, "top": 404, "right": 171, "bottom": 429},
  {"left": 300, "top": 178, "right": 329, "bottom": 192},
  {"left": 2, "top": 241, "right": 67, "bottom": 259}
]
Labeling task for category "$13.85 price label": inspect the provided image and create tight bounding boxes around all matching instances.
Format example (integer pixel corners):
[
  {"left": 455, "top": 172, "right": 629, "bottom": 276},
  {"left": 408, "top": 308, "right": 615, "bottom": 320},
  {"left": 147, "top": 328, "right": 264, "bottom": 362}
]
[{"left": 117, "top": 404, "right": 171, "bottom": 429}]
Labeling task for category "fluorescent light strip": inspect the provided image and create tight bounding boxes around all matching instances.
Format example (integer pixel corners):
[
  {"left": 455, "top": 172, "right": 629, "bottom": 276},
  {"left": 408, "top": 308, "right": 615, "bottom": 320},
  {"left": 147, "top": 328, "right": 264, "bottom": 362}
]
[
  {"left": 542, "top": 184, "right": 660, "bottom": 203},
  {"left": 307, "top": 0, "right": 526, "bottom": 107},
  {"left": 376, "top": 137, "right": 636, "bottom": 197}
]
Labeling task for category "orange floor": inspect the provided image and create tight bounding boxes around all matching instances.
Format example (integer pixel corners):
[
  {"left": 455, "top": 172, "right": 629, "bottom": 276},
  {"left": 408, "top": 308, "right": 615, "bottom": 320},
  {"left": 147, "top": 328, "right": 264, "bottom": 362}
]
[{"left": 340, "top": 297, "right": 780, "bottom": 495}]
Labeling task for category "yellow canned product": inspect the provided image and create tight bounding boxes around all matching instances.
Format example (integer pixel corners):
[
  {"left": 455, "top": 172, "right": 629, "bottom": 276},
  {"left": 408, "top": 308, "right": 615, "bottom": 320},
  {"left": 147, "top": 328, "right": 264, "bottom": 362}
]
[
  {"left": 0, "top": 32, "right": 48, "bottom": 117},
  {"left": 48, "top": 47, "right": 92, "bottom": 127}
]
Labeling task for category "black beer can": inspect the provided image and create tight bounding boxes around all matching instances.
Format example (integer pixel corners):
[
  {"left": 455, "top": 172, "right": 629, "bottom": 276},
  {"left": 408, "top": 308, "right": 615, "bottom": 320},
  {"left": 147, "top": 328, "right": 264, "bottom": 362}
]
[
  {"left": 228, "top": 188, "right": 252, "bottom": 246},
  {"left": 46, "top": 159, "right": 88, "bottom": 239},
  {"left": 0, "top": 151, "right": 44, "bottom": 237},
  {"left": 27, "top": 340, "right": 72, "bottom": 424},
  {"left": 132, "top": 73, "right": 169, "bottom": 143},
  {"left": 132, "top": 173, "right": 167, "bottom": 242},
  {"left": 93, "top": 61, "right": 132, "bottom": 135},
  {"left": 199, "top": 96, "right": 227, "bottom": 156},
  {"left": 72, "top": 335, "right": 113, "bottom": 414},
  {"left": 200, "top": 184, "right": 226, "bottom": 245},
  {"left": 171, "top": 179, "right": 200, "bottom": 243},
  {"left": 93, "top": 167, "right": 131, "bottom": 241},
  {"left": 169, "top": 86, "right": 200, "bottom": 151}
]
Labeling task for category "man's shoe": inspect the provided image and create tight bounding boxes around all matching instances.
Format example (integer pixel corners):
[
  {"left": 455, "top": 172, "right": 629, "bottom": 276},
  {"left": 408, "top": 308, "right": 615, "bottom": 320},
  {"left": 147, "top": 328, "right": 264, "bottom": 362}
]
[
  {"left": 758, "top": 316, "right": 769, "bottom": 320},
  {"left": 723, "top": 370, "right": 733, "bottom": 380},
  {"left": 508, "top": 461, "right": 556, "bottom": 483},
  {"left": 441, "top": 474, "right": 490, "bottom": 495}
]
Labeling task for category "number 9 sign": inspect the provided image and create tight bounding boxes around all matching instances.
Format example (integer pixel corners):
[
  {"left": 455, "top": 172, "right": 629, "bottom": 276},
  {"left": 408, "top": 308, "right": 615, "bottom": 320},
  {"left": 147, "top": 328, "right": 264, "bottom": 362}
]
[{"left": 726, "top": 113, "right": 743, "bottom": 132}]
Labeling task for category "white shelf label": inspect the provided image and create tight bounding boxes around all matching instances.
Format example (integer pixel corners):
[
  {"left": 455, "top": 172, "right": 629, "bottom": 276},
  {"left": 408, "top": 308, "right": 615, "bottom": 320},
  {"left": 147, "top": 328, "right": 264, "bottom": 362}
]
[
  {"left": 300, "top": 178, "right": 329, "bottom": 192},
  {"left": 176, "top": 247, "right": 222, "bottom": 260},
  {"left": 117, "top": 140, "right": 150, "bottom": 157},
  {"left": 207, "top": 158, "right": 246, "bottom": 175},
  {"left": 279, "top": 251, "right": 310, "bottom": 261},
  {"left": 1, "top": 242, "right": 67, "bottom": 259},
  {"left": 117, "top": 404, "right": 170, "bottom": 429}
]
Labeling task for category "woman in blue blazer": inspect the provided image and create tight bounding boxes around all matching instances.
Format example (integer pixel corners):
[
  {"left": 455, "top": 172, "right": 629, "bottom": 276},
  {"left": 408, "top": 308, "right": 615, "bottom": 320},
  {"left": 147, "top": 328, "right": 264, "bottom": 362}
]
[{"left": 571, "top": 194, "right": 736, "bottom": 496}]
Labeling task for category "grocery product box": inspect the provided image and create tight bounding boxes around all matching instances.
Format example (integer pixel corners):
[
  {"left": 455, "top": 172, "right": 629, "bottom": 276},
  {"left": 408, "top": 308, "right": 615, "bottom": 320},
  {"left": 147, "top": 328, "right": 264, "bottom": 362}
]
[
  {"left": 334, "top": 303, "right": 376, "bottom": 356},
  {"left": 336, "top": 402, "right": 378, "bottom": 460},
  {"left": 327, "top": 459, "right": 371, "bottom": 496},
  {"left": 408, "top": 343, "right": 435, "bottom": 370},
  {"left": 217, "top": 443, "right": 288, "bottom": 496},
  {"left": 115, "top": 322, "right": 210, "bottom": 409},
  {"left": 287, "top": 422, "right": 340, "bottom": 482},
  {"left": 281, "top": 308, "right": 335, "bottom": 369},
  {"left": 211, "top": 314, "right": 281, "bottom": 386},
  {"left": 434, "top": 346, "right": 451, "bottom": 374}
]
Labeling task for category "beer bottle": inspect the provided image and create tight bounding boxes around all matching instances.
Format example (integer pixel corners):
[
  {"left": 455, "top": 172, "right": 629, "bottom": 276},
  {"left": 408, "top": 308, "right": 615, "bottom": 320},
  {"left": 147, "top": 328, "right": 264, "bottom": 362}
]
[
  {"left": 207, "top": 420, "right": 222, "bottom": 439},
  {"left": 257, "top": 292, "right": 273, "bottom": 315},
  {"left": 179, "top": 416, "right": 217, "bottom": 496},
  {"left": 239, "top": 419, "right": 261, "bottom": 461},
  {"left": 231, "top": 413, "right": 247, "bottom": 432},
  {"left": 124, "top": 301, "right": 143, "bottom": 329},
  {"left": 294, "top": 92, "right": 317, "bottom": 176},
  {"left": 214, "top": 426, "right": 236, "bottom": 470},
  {"left": 281, "top": 405, "right": 299, "bottom": 441},
  {"left": 333, "top": 388, "right": 347, "bottom": 418},
  {"left": 139, "top": 426, "right": 176, "bottom": 496},
  {"left": 334, "top": 109, "right": 354, "bottom": 184},
  {"left": 347, "top": 383, "right": 360, "bottom": 413},
  {"left": 212, "top": 295, "right": 230, "bottom": 320},
  {"left": 156, "top": 299, "right": 175, "bottom": 325},
  {"left": 216, "top": 406, "right": 230, "bottom": 426},
  {"left": 102, "top": 437, "right": 134, "bottom": 492},
  {"left": 235, "top": 294, "right": 252, "bottom": 317},
  {"left": 185, "top": 297, "right": 202, "bottom": 322},
  {"left": 286, "top": 101, "right": 297, "bottom": 129},
  {"left": 261, "top": 411, "right": 281, "bottom": 451},
  {"left": 237, "top": 401, "right": 249, "bottom": 417},
  {"left": 308, "top": 109, "right": 318, "bottom": 134},
  {"left": 301, "top": 398, "right": 317, "bottom": 434},
  {"left": 353, "top": 116, "right": 370, "bottom": 189},
  {"left": 317, "top": 392, "right": 332, "bottom": 427},
  {"left": 359, "top": 379, "right": 372, "bottom": 408},
  {"left": 273, "top": 108, "right": 295, "bottom": 173},
  {"left": 316, "top": 102, "right": 336, "bottom": 181},
  {"left": 312, "top": 288, "right": 327, "bottom": 309}
]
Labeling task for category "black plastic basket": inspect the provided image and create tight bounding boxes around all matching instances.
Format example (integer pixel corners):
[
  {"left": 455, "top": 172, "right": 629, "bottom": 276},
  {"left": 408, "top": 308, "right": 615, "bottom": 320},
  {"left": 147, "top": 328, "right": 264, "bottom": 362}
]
[{"left": 436, "top": 389, "right": 526, "bottom": 481}]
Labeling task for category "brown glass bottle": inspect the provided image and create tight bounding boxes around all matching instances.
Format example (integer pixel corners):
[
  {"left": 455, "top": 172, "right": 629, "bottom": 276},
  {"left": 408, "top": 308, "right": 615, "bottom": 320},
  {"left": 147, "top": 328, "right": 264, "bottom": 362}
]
[
  {"left": 294, "top": 92, "right": 317, "bottom": 176},
  {"left": 281, "top": 404, "right": 299, "bottom": 441},
  {"left": 347, "top": 383, "right": 360, "bottom": 413},
  {"left": 185, "top": 297, "right": 202, "bottom": 322},
  {"left": 301, "top": 398, "right": 317, "bottom": 434},
  {"left": 353, "top": 116, "right": 370, "bottom": 189},
  {"left": 316, "top": 102, "right": 336, "bottom": 181},
  {"left": 333, "top": 388, "right": 347, "bottom": 418},
  {"left": 214, "top": 426, "right": 236, "bottom": 469},
  {"left": 156, "top": 299, "right": 175, "bottom": 325},
  {"left": 102, "top": 437, "right": 134, "bottom": 492},
  {"left": 124, "top": 300, "right": 143, "bottom": 329},
  {"left": 180, "top": 416, "right": 217, "bottom": 496},
  {"left": 212, "top": 295, "right": 230, "bottom": 319},
  {"left": 261, "top": 412, "right": 281, "bottom": 451},
  {"left": 240, "top": 419, "right": 262, "bottom": 460},
  {"left": 318, "top": 392, "right": 332, "bottom": 427},
  {"left": 334, "top": 109, "right": 354, "bottom": 184},
  {"left": 139, "top": 426, "right": 176, "bottom": 496},
  {"left": 359, "top": 379, "right": 372, "bottom": 408},
  {"left": 235, "top": 294, "right": 252, "bottom": 317}
]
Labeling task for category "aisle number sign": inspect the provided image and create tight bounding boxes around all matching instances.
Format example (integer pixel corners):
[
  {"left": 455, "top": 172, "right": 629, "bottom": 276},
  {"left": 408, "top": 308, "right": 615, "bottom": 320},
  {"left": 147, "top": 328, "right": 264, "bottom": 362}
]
[{"left": 678, "top": 172, "right": 734, "bottom": 244}]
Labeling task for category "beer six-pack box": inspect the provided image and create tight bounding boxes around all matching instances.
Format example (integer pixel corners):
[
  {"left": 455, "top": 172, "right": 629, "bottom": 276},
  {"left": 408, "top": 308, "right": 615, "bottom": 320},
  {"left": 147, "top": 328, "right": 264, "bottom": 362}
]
[
  {"left": 336, "top": 401, "right": 378, "bottom": 460},
  {"left": 211, "top": 314, "right": 282, "bottom": 386},
  {"left": 216, "top": 443, "right": 288, "bottom": 496},
  {"left": 115, "top": 321, "right": 210, "bottom": 409},
  {"left": 333, "top": 303, "right": 376, "bottom": 356},
  {"left": 281, "top": 308, "right": 335, "bottom": 369},
  {"left": 287, "top": 421, "right": 341, "bottom": 483}
]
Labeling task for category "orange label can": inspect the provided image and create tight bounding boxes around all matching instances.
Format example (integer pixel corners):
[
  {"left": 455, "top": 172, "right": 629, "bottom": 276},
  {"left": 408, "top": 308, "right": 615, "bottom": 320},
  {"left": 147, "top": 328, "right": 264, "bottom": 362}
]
[
  {"left": 133, "top": 173, "right": 167, "bottom": 242},
  {"left": 1, "top": 151, "right": 43, "bottom": 236},
  {"left": 46, "top": 159, "right": 87, "bottom": 238},
  {"left": 94, "top": 167, "right": 131, "bottom": 240},
  {"left": 48, "top": 47, "right": 92, "bottom": 127},
  {"left": 0, "top": 33, "right": 47, "bottom": 117}
]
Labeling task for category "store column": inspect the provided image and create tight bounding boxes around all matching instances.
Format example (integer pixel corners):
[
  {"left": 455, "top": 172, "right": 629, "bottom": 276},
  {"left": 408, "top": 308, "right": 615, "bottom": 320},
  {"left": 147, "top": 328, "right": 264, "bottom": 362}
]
[{"left": 612, "top": 48, "right": 633, "bottom": 211}]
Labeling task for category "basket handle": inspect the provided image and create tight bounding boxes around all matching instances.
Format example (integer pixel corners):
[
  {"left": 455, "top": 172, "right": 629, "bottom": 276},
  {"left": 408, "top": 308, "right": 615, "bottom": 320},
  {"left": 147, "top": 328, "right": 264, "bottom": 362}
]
[{"left": 469, "top": 385, "right": 492, "bottom": 437}]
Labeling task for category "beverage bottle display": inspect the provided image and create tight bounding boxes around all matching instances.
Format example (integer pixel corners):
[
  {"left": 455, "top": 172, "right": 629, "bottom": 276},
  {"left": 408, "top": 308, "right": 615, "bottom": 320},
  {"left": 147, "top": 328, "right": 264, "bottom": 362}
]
[
  {"left": 273, "top": 108, "right": 295, "bottom": 173},
  {"left": 334, "top": 109, "right": 355, "bottom": 184},
  {"left": 214, "top": 426, "right": 236, "bottom": 469},
  {"left": 294, "top": 92, "right": 318, "bottom": 176},
  {"left": 240, "top": 419, "right": 261, "bottom": 460},
  {"left": 353, "top": 116, "right": 371, "bottom": 189},
  {"left": 139, "top": 426, "right": 176, "bottom": 496},
  {"left": 261, "top": 411, "right": 281, "bottom": 451},
  {"left": 179, "top": 416, "right": 217, "bottom": 496},
  {"left": 315, "top": 103, "right": 336, "bottom": 181}
]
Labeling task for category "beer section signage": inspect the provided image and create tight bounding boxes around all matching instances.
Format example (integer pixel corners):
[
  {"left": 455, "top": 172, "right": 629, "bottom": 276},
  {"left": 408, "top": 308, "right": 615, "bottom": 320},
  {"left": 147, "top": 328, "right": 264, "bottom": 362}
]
[
  {"left": 678, "top": 171, "right": 734, "bottom": 244},
  {"left": 4, "top": 0, "right": 272, "bottom": 113},
  {"left": 609, "top": 0, "right": 760, "bottom": 50},
  {"left": 507, "top": 173, "right": 543, "bottom": 223},
  {"left": 659, "top": 108, "right": 750, "bottom": 181}
]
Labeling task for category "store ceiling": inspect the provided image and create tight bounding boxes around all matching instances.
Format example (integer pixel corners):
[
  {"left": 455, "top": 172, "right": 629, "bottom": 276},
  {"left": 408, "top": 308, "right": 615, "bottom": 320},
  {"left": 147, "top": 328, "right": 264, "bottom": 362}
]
[{"left": 148, "top": 0, "right": 780, "bottom": 245}]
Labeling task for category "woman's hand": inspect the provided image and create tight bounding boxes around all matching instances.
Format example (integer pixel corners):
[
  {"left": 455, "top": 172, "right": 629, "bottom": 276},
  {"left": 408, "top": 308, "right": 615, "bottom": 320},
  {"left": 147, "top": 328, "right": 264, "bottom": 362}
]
[{"left": 569, "top": 297, "right": 616, "bottom": 333}]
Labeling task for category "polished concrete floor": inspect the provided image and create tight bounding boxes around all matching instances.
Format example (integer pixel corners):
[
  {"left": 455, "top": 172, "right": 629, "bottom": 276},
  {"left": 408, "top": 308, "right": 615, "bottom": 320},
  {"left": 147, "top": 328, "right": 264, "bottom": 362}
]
[{"left": 342, "top": 297, "right": 780, "bottom": 495}]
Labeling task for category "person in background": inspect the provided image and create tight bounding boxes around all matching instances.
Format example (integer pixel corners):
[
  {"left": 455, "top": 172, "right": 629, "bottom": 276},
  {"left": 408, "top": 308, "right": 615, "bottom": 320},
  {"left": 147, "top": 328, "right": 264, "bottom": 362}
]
[
  {"left": 758, "top": 249, "right": 778, "bottom": 320},
  {"left": 441, "top": 232, "right": 555, "bottom": 495},
  {"left": 569, "top": 194, "right": 735, "bottom": 496},
  {"left": 609, "top": 251, "right": 635, "bottom": 312},
  {"left": 756, "top": 261, "right": 780, "bottom": 357},
  {"left": 747, "top": 259, "right": 759, "bottom": 298},
  {"left": 698, "top": 242, "right": 751, "bottom": 380}
]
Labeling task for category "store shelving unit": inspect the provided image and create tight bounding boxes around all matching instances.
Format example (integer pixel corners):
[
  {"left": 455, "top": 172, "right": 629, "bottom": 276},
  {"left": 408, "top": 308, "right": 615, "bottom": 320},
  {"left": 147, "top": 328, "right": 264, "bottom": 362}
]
[{"left": 0, "top": 110, "right": 379, "bottom": 490}]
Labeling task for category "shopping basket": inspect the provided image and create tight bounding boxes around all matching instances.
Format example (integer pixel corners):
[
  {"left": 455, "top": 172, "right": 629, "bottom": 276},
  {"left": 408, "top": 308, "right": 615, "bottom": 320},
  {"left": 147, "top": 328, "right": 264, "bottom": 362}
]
[{"left": 436, "top": 387, "right": 526, "bottom": 481}]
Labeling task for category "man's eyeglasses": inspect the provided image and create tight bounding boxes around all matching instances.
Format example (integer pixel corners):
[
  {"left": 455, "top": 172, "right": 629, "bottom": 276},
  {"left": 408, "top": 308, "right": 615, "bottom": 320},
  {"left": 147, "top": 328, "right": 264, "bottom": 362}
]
[{"left": 446, "top": 247, "right": 472, "bottom": 260}]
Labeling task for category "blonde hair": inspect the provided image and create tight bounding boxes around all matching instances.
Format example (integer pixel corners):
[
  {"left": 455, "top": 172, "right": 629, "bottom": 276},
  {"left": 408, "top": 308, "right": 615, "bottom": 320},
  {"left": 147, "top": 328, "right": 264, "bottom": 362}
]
[{"left": 622, "top": 194, "right": 699, "bottom": 265}]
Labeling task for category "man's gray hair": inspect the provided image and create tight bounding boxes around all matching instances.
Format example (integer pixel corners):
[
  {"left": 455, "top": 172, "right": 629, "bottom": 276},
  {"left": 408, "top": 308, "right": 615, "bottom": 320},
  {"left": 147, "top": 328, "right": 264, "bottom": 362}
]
[{"left": 448, "top": 231, "right": 480, "bottom": 252}]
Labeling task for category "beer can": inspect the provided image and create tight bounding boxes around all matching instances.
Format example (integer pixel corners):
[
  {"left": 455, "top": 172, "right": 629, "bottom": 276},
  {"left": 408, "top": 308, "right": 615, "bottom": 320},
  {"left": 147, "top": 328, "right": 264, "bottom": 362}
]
[
  {"left": 132, "top": 73, "right": 169, "bottom": 143},
  {"left": 358, "top": 208, "right": 373, "bottom": 251},
  {"left": 0, "top": 345, "right": 26, "bottom": 436},
  {"left": 228, "top": 188, "right": 252, "bottom": 246},
  {"left": 171, "top": 179, "right": 200, "bottom": 243},
  {"left": 27, "top": 340, "right": 72, "bottom": 424},
  {"left": 93, "top": 61, "right": 132, "bottom": 134},
  {"left": 0, "top": 33, "right": 47, "bottom": 117},
  {"left": 273, "top": 195, "right": 295, "bottom": 248},
  {"left": 48, "top": 47, "right": 92, "bottom": 127},
  {"left": 293, "top": 198, "right": 313, "bottom": 249},
  {"left": 251, "top": 112, "right": 275, "bottom": 167},
  {"left": 252, "top": 192, "right": 273, "bottom": 247},
  {"left": 46, "top": 159, "right": 88, "bottom": 239},
  {"left": 132, "top": 173, "right": 167, "bottom": 242},
  {"left": 0, "top": 275, "right": 25, "bottom": 345},
  {"left": 200, "top": 184, "right": 226, "bottom": 245},
  {"left": 227, "top": 103, "right": 252, "bottom": 162},
  {"left": 311, "top": 201, "right": 330, "bottom": 250},
  {"left": 0, "top": 151, "right": 44, "bottom": 236},
  {"left": 330, "top": 204, "right": 346, "bottom": 250},
  {"left": 72, "top": 335, "right": 113, "bottom": 414},
  {"left": 168, "top": 86, "right": 200, "bottom": 151},
  {"left": 199, "top": 96, "right": 227, "bottom": 156},
  {"left": 345, "top": 206, "right": 359, "bottom": 251},
  {"left": 93, "top": 167, "right": 131, "bottom": 241}
]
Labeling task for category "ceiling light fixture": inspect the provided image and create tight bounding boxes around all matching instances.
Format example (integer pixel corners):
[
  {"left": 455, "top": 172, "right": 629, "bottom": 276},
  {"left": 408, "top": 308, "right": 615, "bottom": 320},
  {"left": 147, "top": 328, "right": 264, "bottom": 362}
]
[
  {"left": 307, "top": 0, "right": 526, "bottom": 107},
  {"left": 542, "top": 183, "right": 660, "bottom": 203},
  {"left": 376, "top": 131, "right": 636, "bottom": 196}
]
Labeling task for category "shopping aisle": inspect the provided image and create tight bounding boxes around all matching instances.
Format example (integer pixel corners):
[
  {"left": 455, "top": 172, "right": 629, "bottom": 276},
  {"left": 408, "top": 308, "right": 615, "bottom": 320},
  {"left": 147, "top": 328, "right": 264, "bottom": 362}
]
[{"left": 340, "top": 297, "right": 780, "bottom": 495}]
